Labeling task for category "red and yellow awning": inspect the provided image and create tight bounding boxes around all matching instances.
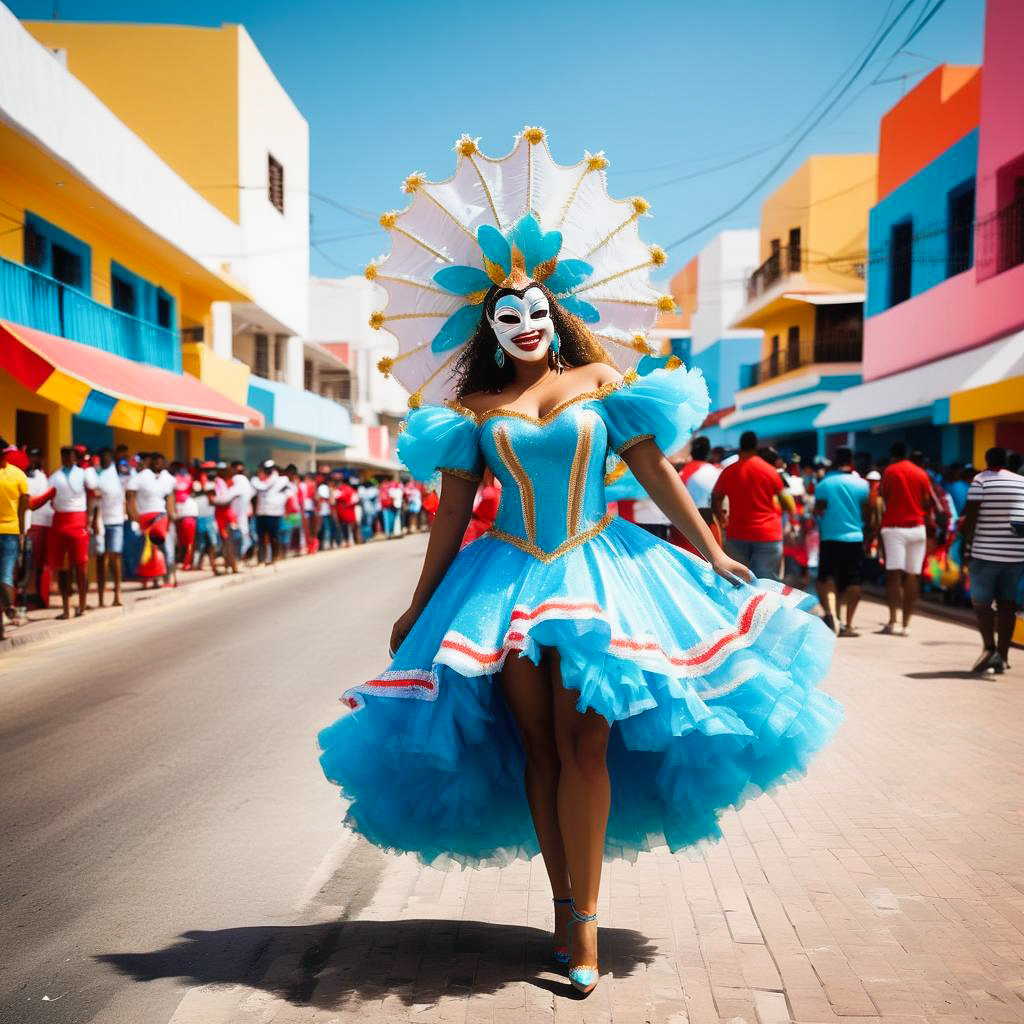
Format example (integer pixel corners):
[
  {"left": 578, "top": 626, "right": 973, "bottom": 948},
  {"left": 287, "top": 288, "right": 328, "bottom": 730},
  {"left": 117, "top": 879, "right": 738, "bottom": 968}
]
[{"left": 0, "top": 319, "right": 263, "bottom": 434}]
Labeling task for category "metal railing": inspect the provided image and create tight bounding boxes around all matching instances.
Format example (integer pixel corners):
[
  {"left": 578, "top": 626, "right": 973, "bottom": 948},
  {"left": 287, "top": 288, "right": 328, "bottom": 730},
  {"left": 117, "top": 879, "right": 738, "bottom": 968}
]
[
  {"left": 982, "top": 193, "right": 1024, "bottom": 274},
  {"left": 746, "top": 244, "right": 802, "bottom": 302},
  {"left": 749, "top": 331, "right": 862, "bottom": 386},
  {"left": 0, "top": 257, "right": 180, "bottom": 372}
]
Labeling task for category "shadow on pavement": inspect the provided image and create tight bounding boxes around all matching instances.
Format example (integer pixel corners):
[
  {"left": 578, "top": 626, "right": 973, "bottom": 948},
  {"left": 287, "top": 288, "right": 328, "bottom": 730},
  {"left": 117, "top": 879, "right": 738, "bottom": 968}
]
[
  {"left": 903, "top": 670, "right": 991, "bottom": 680},
  {"left": 97, "top": 918, "right": 658, "bottom": 1007}
]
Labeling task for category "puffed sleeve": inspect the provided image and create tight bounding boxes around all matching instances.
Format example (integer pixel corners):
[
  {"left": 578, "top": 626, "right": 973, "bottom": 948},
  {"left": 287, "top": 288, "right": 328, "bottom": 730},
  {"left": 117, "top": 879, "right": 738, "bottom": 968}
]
[
  {"left": 601, "top": 365, "right": 711, "bottom": 455},
  {"left": 396, "top": 405, "right": 483, "bottom": 482}
]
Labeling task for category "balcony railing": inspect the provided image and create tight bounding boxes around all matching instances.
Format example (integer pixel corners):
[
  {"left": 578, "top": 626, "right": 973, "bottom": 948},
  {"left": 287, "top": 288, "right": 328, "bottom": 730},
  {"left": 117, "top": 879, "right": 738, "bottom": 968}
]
[
  {"left": 748, "top": 331, "right": 863, "bottom": 386},
  {"left": 0, "top": 257, "right": 181, "bottom": 372},
  {"left": 746, "top": 244, "right": 803, "bottom": 302},
  {"left": 976, "top": 193, "right": 1024, "bottom": 274}
]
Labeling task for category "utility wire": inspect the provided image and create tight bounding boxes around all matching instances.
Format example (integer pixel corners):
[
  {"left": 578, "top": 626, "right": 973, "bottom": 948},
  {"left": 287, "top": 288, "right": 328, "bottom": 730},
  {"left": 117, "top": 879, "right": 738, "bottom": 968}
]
[{"left": 662, "top": 0, "right": 921, "bottom": 252}]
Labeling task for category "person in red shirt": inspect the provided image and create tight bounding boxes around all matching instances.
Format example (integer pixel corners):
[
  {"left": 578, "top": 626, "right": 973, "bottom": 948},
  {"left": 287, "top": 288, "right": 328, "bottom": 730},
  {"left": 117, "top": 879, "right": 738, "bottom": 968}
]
[
  {"left": 461, "top": 470, "right": 501, "bottom": 547},
  {"left": 879, "top": 441, "right": 939, "bottom": 636},
  {"left": 335, "top": 476, "right": 359, "bottom": 547},
  {"left": 711, "top": 430, "right": 795, "bottom": 581}
]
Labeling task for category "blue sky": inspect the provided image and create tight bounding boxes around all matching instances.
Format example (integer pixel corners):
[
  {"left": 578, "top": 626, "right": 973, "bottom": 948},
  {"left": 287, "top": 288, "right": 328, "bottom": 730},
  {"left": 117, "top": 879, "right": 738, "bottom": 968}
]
[{"left": 12, "top": 0, "right": 986, "bottom": 280}]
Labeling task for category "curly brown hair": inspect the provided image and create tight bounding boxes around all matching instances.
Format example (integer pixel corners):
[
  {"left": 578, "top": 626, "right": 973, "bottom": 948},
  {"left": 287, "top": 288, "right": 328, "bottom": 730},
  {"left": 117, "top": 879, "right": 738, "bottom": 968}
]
[{"left": 452, "top": 283, "right": 612, "bottom": 399}]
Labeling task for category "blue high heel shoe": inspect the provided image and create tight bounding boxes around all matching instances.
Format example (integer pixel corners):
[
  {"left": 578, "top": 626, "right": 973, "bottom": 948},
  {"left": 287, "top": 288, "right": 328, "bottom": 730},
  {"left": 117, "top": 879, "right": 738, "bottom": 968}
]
[
  {"left": 568, "top": 901, "right": 599, "bottom": 995},
  {"left": 552, "top": 897, "right": 572, "bottom": 965}
]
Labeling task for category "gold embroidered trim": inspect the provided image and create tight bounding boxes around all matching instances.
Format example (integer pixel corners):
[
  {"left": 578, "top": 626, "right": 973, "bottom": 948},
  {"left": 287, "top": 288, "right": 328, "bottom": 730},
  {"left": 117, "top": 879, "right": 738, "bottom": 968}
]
[
  {"left": 471, "top": 370, "right": 639, "bottom": 427},
  {"left": 467, "top": 154, "right": 502, "bottom": 228},
  {"left": 420, "top": 189, "right": 478, "bottom": 243},
  {"left": 378, "top": 309, "right": 456, "bottom": 323},
  {"left": 567, "top": 413, "right": 595, "bottom": 537},
  {"left": 583, "top": 212, "right": 637, "bottom": 259},
  {"left": 375, "top": 273, "right": 449, "bottom": 296},
  {"left": 494, "top": 425, "right": 536, "bottom": 545},
  {"left": 576, "top": 260, "right": 656, "bottom": 294},
  {"left": 487, "top": 513, "right": 614, "bottom": 563},
  {"left": 439, "top": 466, "right": 481, "bottom": 482},
  {"left": 391, "top": 224, "right": 454, "bottom": 263},
  {"left": 442, "top": 399, "right": 480, "bottom": 422},
  {"left": 557, "top": 165, "right": 589, "bottom": 229},
  {"left": 616, "top": 432, "right": 655, "bottom": 454}
]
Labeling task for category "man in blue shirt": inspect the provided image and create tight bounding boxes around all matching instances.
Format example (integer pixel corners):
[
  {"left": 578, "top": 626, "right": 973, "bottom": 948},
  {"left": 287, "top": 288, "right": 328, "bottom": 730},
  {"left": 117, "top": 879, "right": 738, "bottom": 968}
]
[{"left": 814, "top": 446, "right": 871, "bottom": 636}]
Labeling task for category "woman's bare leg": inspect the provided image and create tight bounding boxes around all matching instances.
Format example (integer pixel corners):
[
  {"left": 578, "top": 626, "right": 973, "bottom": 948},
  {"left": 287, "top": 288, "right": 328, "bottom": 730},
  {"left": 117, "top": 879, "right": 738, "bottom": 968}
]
[
  {"left": 551, "top": 649, "right": 610, "bottom": 971},
  {"left": 498, "top": 651, "right": 572, "bottom": 947}
]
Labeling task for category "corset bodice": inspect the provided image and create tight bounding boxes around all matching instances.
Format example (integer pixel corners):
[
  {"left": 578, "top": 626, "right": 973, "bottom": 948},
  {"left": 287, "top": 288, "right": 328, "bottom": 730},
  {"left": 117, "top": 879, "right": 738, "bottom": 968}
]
[{"left": 478, "top": 403, "right": 611, "bottom": 560}]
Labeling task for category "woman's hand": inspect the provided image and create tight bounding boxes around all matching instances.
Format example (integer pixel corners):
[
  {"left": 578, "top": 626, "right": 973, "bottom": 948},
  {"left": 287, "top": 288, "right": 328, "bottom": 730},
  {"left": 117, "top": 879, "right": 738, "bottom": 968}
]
[
  {"left": 710, "top": 552, "right": 755, "bottom": 587},
  {"left": 389, "top": 606, "right": 421, "bottom": 657}
]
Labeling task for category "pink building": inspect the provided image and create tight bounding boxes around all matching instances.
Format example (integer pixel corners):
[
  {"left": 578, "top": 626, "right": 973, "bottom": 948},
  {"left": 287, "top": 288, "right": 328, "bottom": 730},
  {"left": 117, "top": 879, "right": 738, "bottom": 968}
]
[{"left": 816, "top": 0, "right": 1024, "bottom": 465}]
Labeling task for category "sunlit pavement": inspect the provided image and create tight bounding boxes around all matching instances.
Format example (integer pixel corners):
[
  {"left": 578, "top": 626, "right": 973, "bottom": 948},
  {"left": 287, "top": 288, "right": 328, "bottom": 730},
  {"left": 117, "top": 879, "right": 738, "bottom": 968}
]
[{"left": 2, "top": 535, "right": 1022, "bottom": 1023}]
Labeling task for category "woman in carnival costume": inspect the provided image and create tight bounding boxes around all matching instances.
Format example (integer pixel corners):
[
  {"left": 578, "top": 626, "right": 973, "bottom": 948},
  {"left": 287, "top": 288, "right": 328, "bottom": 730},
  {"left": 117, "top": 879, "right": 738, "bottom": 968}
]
[{"left": 318, "top": 129, "right": 841, "bottom": 996}]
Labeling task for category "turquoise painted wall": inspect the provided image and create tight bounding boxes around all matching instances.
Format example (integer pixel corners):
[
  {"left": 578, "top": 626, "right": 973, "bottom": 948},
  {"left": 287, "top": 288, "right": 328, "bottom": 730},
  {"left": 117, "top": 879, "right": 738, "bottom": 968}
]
[
  {"left": 692, "top": 336, "right": 763, "bottom": 410},
  {"left": 866, "top": 129, "right": 979, "bottom": 318}
]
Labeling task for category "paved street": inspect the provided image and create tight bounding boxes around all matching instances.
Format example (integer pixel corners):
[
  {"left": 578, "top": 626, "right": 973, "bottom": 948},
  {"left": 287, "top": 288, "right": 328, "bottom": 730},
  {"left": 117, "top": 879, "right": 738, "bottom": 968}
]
[{"left": 3, "top": 537, "right": 1024, "bottom": 1024}]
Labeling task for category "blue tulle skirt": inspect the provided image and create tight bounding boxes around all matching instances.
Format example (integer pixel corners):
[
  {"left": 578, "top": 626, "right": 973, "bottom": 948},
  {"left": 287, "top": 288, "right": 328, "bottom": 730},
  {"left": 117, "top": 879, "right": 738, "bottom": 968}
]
[{"left": 318, "top": 517, "right": 841, "bottom": 866}]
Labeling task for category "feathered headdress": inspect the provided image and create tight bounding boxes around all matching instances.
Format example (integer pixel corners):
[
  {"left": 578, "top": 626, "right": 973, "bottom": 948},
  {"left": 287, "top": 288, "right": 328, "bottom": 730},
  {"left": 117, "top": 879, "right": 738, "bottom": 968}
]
[{"left": 369, "top": 127, "right": 675, "bottom": 407}]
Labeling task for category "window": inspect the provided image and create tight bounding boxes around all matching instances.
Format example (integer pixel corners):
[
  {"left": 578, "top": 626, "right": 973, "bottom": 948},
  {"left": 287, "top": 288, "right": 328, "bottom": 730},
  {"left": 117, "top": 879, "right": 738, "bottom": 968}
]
[
  {"left": 946, "top": 180, "right": 975, "bottom": 277},
  {"left": 998, "top": 174, "right": 1024, "bottom": 273},
  {"left": 274, "top": 334, "right": 285, "bottom": 377},
  {"left": 304, "top": 358, "right": 314, "bottom": 392},
  {"left": 51, "top": 243, "right": 83, "bottom": 288},
  {"left": 786, "top": 326, "right": 800, "bottom": 371},
  {"left": 253, "top": 333, "right": 269, "bottom": 378},
  {"left": 109, "top": 262, "right": 176, "bottom": 329},
  {"left": 23, "top": 212, "right": 91, "bottom": 293},
  {"left": 111, "top": 271, "right": 136, "bottom": 315},
  {"left": 156, "top": 291, "right": 173, "bottom": 329},
  {"left": 769, "top": 334, "right": 780, "bottom": 377},
  {"left": 268, "top": 154, "right": 285, "bottom": 214},
  {"left": 889, "top": 220, "right": 913, "bottom": 306},
  {"left": 788, "top": 227, "right": 801, "bottom": 273}
]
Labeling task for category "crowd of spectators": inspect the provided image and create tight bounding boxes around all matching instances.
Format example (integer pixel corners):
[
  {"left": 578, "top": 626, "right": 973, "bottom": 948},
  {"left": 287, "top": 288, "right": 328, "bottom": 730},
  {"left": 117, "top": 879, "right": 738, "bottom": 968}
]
[
  {"left": 3, "top": 431, "right": 1021, "bottom": 674},
  {"left": 0, "top": 438, "right": 434, "bottom": 641},
  {"left": 615, "top": 431, "right": 1024, "bottom": 674}
]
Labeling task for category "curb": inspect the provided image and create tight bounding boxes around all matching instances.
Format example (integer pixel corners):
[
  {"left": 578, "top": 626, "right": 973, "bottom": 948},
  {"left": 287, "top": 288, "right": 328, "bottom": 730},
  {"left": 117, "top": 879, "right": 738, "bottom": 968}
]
[{"left": 0, "top": 537, "right": 407, "bottom": 656}]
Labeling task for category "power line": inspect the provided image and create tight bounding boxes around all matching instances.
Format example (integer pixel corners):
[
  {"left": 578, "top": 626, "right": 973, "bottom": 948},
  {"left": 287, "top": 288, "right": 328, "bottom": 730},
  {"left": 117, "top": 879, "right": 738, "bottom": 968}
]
[
  {"left": 628, "top": 1, "right": 898, "bottom": 188},
  {"left": 662, "top": 0, "right": 922, "bottom": 252}
]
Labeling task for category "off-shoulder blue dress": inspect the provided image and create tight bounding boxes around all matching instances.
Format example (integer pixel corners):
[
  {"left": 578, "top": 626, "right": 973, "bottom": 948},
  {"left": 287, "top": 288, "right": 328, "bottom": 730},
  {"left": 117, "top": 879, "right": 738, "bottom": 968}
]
[{"left": 318, "top": 366, "right": 841, "bottom": 866}]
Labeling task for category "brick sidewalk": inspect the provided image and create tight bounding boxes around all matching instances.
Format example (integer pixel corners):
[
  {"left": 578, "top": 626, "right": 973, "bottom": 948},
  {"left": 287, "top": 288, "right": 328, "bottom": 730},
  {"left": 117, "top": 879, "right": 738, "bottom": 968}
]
[{"left": 174, "top": 604, "right": 1024, "bottom": 1024}]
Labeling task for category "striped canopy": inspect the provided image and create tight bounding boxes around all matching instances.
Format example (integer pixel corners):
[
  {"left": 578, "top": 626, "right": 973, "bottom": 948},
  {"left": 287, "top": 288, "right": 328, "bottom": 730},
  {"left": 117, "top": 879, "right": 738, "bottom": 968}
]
[{"left": 0, "top": 319, "right": 263, "bottom": 433}]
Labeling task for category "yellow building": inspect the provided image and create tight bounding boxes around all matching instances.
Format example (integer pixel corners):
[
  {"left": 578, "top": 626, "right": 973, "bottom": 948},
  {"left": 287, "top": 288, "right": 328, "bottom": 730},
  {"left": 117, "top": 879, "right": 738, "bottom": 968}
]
[
  {"left": 15, "top": 18, "right": 356, "bottom": 470},
  {"left": 0, "top": 8, "right": 260, "bottom": 466},
  {"left": 721, "top": 154, "right": 877, "bottom": 458}
]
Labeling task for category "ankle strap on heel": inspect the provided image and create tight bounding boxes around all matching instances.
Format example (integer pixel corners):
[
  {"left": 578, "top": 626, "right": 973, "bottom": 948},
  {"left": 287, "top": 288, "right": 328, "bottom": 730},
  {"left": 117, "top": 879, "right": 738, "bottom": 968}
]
[
  {"left": 570, "top": 901, "right": 597, "bottom": 923},
  {"left": 552, "top": 896, "right": 573, "bottom": 906}
]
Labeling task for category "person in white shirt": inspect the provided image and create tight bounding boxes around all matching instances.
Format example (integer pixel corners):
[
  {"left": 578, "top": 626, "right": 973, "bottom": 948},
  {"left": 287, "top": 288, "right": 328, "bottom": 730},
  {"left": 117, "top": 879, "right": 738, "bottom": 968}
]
[
  {"left": 25, "top": 447, "right": 54, "bottom": 609},
  {"left": 47, "top": 445, "right": 97, "bottom": 618},
  {"left": 126, "top": 452, "right": 176, "bottom": 588},
  {"left": 250, "top": 459, "right": 292, "bottom": 564},
  {"left": 92, "top": 447, "right": 126, "bottom": 607},
  {"left": 230, "top": 461, "right": 255, "bottom": 560},
  {"left": 385, "top": 477, "right": 405, "bottom": 537}
]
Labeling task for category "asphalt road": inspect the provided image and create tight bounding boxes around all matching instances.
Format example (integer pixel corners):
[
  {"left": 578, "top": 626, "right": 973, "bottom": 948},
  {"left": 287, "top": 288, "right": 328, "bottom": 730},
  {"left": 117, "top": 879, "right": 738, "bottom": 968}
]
[{"left": 0, "top": 536, "right": 427, "bottom": 1024}]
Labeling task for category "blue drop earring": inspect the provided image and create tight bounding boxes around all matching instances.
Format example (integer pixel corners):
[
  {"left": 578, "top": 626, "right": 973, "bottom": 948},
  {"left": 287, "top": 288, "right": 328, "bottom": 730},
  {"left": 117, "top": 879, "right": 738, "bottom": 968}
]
[
  {"left": 551, "top": 332, "right": 565, "bottom": 372},
  {"left": 494, "top": 346, "right": 505, "bottom": 368}
]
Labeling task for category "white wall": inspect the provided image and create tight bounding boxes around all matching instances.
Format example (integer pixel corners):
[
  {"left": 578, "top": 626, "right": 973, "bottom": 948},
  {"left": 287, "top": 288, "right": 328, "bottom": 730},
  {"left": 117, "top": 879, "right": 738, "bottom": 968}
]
[
  {"left": 309, "top": 276, "right": 408, "bottom": 421},
  {"left": 0, "top": 4, "right": 241, "bottom": 277},
  {"left": 235, "top": 26, "right": 310, "bottom": 341},
  {"left": 691, "top": 229, "right": 761, "bottom": 354}
]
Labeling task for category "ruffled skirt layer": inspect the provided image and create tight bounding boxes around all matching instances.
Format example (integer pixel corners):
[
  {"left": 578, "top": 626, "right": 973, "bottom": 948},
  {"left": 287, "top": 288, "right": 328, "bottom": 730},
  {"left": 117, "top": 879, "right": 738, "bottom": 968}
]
[{"left": 318, "top": 517, "right": 841, "bottom": 866}]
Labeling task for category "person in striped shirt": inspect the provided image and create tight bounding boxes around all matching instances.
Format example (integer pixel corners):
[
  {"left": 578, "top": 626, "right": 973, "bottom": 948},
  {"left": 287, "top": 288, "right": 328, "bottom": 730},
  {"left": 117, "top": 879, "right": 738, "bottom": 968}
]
[{"left": 962, "top": 447, "right": 1024, "bottom": 675}]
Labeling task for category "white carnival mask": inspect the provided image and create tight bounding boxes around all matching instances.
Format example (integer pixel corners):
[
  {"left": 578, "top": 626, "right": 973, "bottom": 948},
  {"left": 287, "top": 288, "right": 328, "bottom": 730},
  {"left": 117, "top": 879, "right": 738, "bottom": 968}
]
[{"left": 488, "top": 286, "right": 554, "bottom": 363}]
